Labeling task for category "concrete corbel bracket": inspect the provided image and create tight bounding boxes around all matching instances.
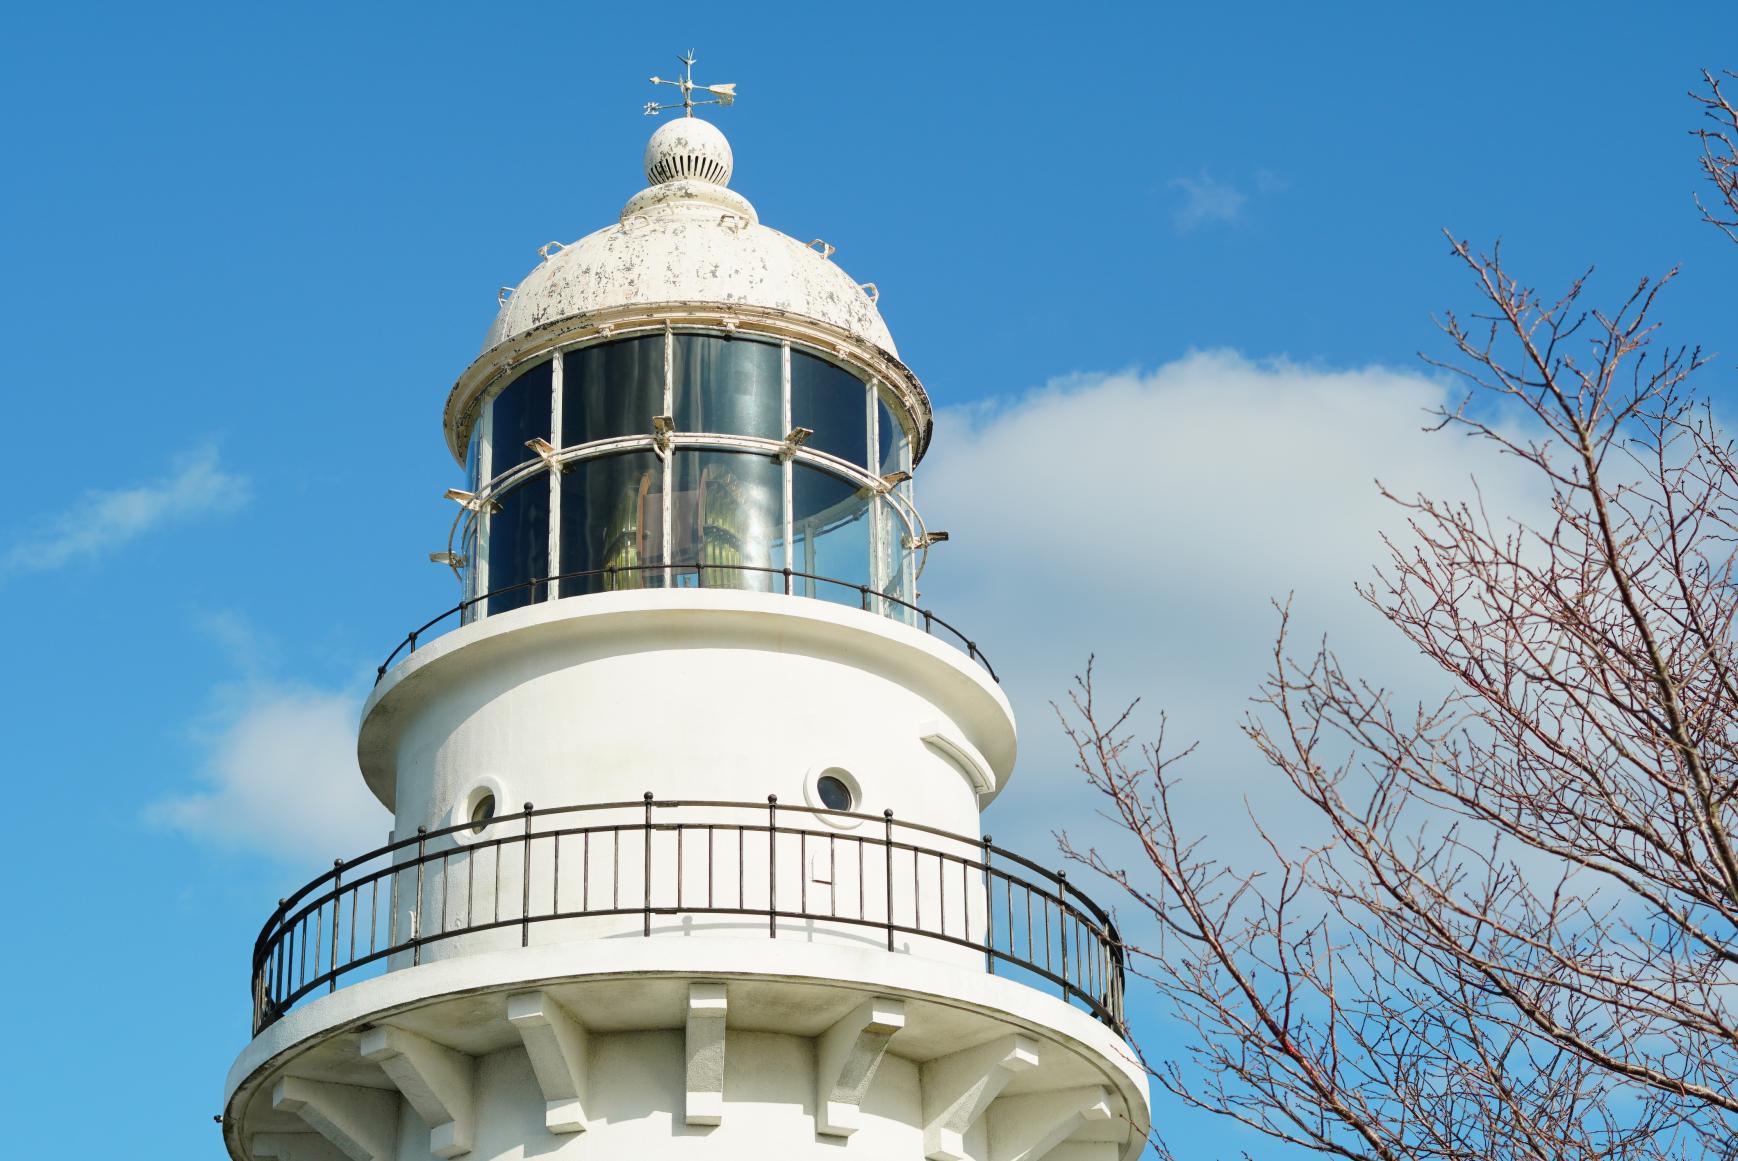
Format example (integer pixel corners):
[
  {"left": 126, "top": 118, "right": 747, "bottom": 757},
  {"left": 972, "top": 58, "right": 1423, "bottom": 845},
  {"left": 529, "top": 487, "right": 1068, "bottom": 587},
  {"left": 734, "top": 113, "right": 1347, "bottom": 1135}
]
[
  {"left": 249, "top": 1131, "right": 352, "bottom": 1161},
  {"left": 359, "top": 1026, "right": 477, "bottom": 1159},
  {"left": 685, "top": 981, "right": 729, "bottom": 1126},
  {"left": 270, "top": 1077, "right": 399, "bottom": 1161},
  {"left": 919, "top": 1033, "right": 1041, "bottom": 1161},
  {"left": 986, "top": 1085, "right": 1114, "bottom": 1161},
  {"left": 919, "top": 725, "right": 995, "bottom": 796},
  {"left": 815, "top": 996, "right": 907, "bottom": 1137},
  {"left": 506, "top": 990, "right": 592, "bottom": 1133}
]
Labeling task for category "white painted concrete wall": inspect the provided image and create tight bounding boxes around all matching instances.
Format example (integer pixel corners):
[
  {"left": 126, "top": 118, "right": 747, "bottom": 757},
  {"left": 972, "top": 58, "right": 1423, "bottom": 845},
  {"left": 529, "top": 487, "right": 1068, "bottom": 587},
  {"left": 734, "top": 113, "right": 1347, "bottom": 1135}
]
[
  {"left": 362, "top": 591, "right": 1015, "bottom": 838},
  {"left": 354, "top": 592, "right": 1016, "bottom": 977}
]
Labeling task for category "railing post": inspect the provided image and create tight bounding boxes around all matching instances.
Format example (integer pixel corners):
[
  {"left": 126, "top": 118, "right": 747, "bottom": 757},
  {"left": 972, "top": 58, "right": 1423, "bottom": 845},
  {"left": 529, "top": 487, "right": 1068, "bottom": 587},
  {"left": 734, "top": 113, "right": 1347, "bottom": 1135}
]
[
  {"left": 522, "top": 804, "right": 534, "bottom": 947},
  {"left": 768, "top": 795, "right": 778, "bottom": 938},
  {"left": 1056, "top": 869, "right": 1069, "bottom": 998},
  {"left": 644, "top": 792, "right": 655, "bottom": 937},
  {"left": 782, "top": 565, "right": 792, "bottom": 596},
  {"left": 859, "top": 584, "right": 870, "bottom": 612},
  {"left": 883, "top": 809, "right": 895, "bottom": 951},
  {"left": 328, "top": 858, "right": 343, "bottom": 993},
  {"left": 413, "top": 827, "right": 427, "bottom": 966},
  {"left": 981, "top": 836, "right": 994, "bottom": 974}
]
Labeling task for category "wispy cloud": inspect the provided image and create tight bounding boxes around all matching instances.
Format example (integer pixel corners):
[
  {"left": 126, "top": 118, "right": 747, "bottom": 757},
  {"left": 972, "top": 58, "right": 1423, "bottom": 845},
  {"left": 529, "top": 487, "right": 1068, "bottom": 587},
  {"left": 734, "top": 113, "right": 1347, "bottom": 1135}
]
[
  {"left": 1170, "top": 170, "right": 1249, "bottom": 231},
  {"left": 2, "top": 443, "right": 249, "bottom": 575}
]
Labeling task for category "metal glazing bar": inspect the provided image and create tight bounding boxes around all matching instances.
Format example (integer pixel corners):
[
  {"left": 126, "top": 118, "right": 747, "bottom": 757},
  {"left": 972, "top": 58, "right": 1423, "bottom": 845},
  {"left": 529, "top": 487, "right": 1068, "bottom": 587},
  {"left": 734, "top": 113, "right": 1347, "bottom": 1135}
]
[
  {"left": 475, "top": 403, "right": 492, "bottom": 616},
  {"left": 661, "top": 328, "right": 673, "bottom": 588},
  {"left": 548, "top": 350, "right": 563, "bottom": 584},
  {"left": 782, "top": 341, "right": 794, "bottom": 593}
]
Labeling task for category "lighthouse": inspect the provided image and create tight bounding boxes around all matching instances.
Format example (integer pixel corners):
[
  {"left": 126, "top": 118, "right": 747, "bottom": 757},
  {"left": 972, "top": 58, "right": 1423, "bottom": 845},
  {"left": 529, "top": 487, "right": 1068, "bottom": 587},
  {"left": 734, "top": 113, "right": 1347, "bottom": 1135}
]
[{"left": 221, "top": 57, "right": 1150, "bottom": 1161}]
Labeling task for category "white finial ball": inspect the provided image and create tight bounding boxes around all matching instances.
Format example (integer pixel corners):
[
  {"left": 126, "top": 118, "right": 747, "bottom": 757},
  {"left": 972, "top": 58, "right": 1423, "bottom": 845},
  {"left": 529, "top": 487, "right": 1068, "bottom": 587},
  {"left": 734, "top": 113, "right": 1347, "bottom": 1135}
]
[{"left": 644, "top": 117, "right": 734, "bottom": 187}]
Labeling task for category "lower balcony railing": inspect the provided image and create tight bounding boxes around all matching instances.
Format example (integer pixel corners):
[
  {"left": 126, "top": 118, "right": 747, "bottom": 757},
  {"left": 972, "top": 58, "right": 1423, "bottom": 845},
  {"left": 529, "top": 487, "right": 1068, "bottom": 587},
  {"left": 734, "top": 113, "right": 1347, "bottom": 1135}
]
[
  {"left": 376, "top": 563, "right": 997, "bottom": 685},
  {"left": 252, "top": 797, "right": 1124, "bottom": 1035}
]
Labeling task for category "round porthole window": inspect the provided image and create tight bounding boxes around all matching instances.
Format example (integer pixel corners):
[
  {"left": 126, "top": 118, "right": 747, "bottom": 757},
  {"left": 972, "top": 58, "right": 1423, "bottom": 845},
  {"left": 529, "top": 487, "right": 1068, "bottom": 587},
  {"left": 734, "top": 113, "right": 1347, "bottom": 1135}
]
[
  {"left": 449, "top": 777, "right": 508, "bottom": 844},
  {"left": 803, "top": 766, "right": 864, "bottom": 829},
  {"left": 816, "top": 772, "right": 854, "bottom": 812},
  {"left": 469, "top": 791, "right": 497, "bottom": 835}
]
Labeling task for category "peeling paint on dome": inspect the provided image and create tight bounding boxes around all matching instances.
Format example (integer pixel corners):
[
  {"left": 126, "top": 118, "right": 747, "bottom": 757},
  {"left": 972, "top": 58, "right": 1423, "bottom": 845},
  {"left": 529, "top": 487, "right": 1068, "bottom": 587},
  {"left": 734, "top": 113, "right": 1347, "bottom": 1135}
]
[{"left": 482, "top": 127, "right": 895, "bottom": 358}]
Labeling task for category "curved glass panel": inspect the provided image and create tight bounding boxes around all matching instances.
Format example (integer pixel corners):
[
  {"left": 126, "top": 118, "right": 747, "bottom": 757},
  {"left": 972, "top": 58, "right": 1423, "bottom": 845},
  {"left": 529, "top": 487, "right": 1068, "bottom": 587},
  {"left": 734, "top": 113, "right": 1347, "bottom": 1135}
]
[
  {"left": 563, "top": 335, "right": 665, "bottom": 445},
  {"left": 488, "top": 473, "right": 549, "bottom": 614},
  {"left": 558, "top": 451, "right": 663, "bottom": 596},
  {"left": 464, "top": 422, "right": 481, "bottom": 492},
  {"left": 458, "top": 335, "right": 929, "bottom": 628},
  {"left": 879, "top": 495, "right": 917, "bottom": 622},
  {"left": 792, "top": 349, "right": 869, "bottom": 466},
  {"left": 673, "top": 335, "right": 783, "bottom": 440},
  {"left": 671, "top": 450, "right": 782, "bottom": 592},
  {"left": 877, "top": 395, "right": 910, "bottom": 476},
  {"left": 459, "top": 520, "right": 481, "bottom": 625},
  {"left": 462, "top": 423, "right": 484, "bottom": 610},
  {"left": 491, "top": 360, "right": 553, "bottom": 474},
  {"left": 791, "top": 464, "right": 873, "bottom": 608}
]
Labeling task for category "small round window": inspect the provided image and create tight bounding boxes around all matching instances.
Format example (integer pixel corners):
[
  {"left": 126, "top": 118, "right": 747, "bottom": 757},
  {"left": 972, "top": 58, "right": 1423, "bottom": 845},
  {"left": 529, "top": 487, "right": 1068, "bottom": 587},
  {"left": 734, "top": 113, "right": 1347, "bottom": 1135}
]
[
  {"left": 469, "top": 791, "right": 497, "bottom": 835},
  {"left": 816, "top": 774, "right": 854, "bottom": 812}
]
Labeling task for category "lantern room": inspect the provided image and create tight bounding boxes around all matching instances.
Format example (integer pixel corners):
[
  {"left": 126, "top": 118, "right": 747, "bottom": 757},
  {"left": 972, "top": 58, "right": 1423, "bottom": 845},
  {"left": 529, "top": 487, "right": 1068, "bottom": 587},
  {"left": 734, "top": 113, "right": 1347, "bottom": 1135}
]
[{"left": 438, "top": 115, "right": 937, "bottom": 626}]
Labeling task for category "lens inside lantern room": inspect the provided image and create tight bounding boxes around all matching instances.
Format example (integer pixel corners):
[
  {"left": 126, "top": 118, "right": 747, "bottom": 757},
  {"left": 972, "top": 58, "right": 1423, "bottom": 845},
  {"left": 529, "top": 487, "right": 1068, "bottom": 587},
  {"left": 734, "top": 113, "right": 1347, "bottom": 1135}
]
[{"left": 466, "top": 333, "right": 917, "bottom": 614}]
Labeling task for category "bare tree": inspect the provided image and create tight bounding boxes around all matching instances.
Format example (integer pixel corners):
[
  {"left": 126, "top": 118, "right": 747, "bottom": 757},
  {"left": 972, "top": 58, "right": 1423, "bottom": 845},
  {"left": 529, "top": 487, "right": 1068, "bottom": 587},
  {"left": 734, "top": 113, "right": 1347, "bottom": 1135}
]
[
  {"left": 1060, "top": 72, "right": 1738, "bottom": 1161},
  {"left": 1695, "top": 70, "right": 1738, "bottom": 243}
]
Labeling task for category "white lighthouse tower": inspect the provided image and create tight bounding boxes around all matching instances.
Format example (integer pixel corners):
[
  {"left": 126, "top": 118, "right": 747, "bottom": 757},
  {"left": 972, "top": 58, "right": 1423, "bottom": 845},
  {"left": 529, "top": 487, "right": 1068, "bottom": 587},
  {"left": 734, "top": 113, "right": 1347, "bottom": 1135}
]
[{"left": 221, "top": 58, "right": 1150, "bottom": 1161}]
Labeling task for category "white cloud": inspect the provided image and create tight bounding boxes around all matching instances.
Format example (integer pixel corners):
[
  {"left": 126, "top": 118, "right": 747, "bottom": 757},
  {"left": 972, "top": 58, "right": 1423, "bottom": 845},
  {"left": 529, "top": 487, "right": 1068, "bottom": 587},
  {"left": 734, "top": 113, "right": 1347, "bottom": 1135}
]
[
  {"left": 148, "top": 613, "right": 390, "bottom": 864},
  {"left": 141, "top": 354, "right": 1549, "bottom": 875},
  {"left": 148, "top": 680, "right": 391, "bottom": 863},
  {"left": 917, "top": 350, "right": 1548, "bottom": 852},
  {"left": 1, "top": 443, "right": 248, "bottom": 575},
  {"left": 1170, "top": 171, "right": 1249, "bottom": 231}
]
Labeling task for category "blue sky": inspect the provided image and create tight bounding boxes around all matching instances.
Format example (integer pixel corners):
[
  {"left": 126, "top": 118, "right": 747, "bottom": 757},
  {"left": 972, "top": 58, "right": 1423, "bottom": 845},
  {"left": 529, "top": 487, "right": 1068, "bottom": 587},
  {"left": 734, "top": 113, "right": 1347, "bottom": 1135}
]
[{"left": 4, "top": 2, "right": 1736, "bottom": 1158}]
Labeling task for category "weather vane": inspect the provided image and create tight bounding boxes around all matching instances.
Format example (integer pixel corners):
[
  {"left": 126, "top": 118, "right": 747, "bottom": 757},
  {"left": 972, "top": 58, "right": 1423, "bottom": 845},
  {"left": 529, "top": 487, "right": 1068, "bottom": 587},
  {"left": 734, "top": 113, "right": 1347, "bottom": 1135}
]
[{"left": 644, "top": 50, "right": 736, "bottom": 118}]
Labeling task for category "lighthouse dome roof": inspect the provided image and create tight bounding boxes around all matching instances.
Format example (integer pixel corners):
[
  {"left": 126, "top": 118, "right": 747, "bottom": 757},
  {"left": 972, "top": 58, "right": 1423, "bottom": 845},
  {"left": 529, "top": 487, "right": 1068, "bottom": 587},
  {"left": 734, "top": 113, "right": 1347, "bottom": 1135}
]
[{"left": 481, "top": 117, "right": 896, "bottom": 357}]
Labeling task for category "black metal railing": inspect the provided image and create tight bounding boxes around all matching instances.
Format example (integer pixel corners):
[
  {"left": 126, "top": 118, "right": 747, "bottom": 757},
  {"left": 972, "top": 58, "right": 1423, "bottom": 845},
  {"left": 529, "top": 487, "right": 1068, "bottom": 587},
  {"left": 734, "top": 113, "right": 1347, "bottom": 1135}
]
[
  {"left": 252, "top": 796, "right": 1123, "bottom": 1035},
  {"left": 377, "top": 564, "right": 995, "bottom": 685}
]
